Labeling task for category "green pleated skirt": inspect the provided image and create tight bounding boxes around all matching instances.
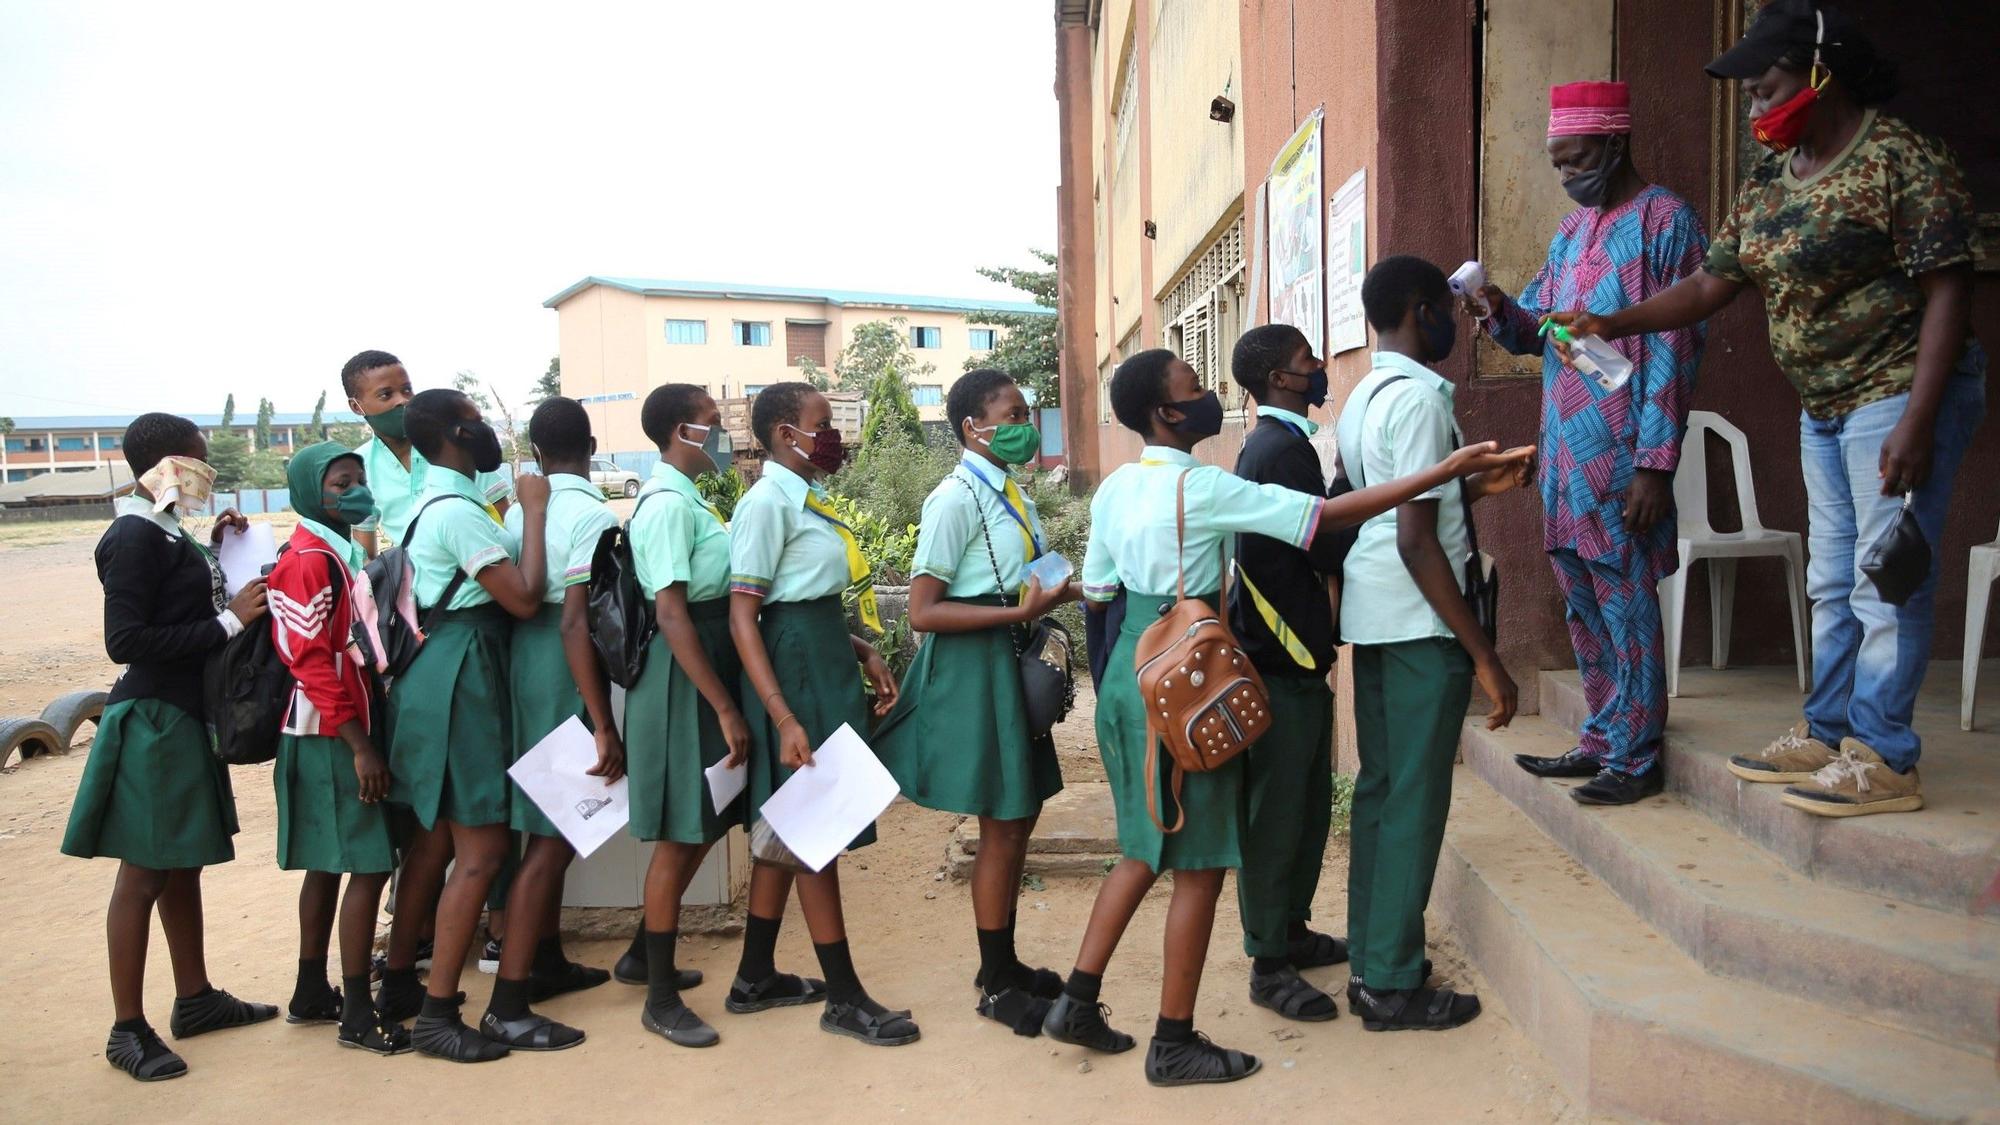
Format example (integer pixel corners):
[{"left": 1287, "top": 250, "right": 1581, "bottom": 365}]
[
  {"left": 875, "top": 598, "right": 1062, "bottom": 820},
  {"left": 1099, "top": 592, "right": 1243, "bottom": 872},
  {"left": 626, "top": 598, "right": 744, "bottom": 844},
  {"left": 62, "top": 699, "right": 238, "bottom": 869},
  {"left": 740, "top": 596, "right": 877, "bottom": 851},
  {"left": 389, "top": 604, "right": 512, "bottom": 831},
  {"left": 509, "top": 602, "right": 583, "bottom": 837},
  {"left": 275, "top": 732, "right": 397, "bottom": 873}
]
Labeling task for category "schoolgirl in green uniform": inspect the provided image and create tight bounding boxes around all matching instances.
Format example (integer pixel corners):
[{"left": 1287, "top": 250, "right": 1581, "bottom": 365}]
[
  {"left": 615, "top": 384, "right": 746, "bottom": 1047},
  {"left": 1042, "top": 351, "right": 1522, "bottom": 1086},
  {"left": 380, "top": 389, "right": 553, "bottom": 1063},
  {"left": 266, "top": 442, "right": 407, "bottom": 1055},
  {"left": 875, "top": 370, "right": 1076, "bottom": 1033},
  {"left": 62, "top": 413, "right": 278, "bottom": 1081},
  {"left": 478, "top": 397, "right": 626, "bottom": 1051},
  {"left": 727, "top": 382, "right": 920, "bottom": 1046}
]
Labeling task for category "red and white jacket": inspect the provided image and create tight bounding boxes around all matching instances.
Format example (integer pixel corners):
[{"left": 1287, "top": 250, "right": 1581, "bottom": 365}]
[{"left": 268, "top": 524, "right": 374, "bottom": 737}]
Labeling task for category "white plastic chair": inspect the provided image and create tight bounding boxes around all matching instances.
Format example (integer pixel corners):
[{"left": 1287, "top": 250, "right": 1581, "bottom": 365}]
[
  {"left": 1962, "top": 518, "right": 2000, "bottom": 731},
  {"left": 1656, "top": 411, "right": 1810, "bottom": 698}
]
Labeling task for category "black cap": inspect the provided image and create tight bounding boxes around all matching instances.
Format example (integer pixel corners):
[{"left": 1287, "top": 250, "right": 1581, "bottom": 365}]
[{"left": 1706, "top": 0, "right": 1854, "bottom": 80}]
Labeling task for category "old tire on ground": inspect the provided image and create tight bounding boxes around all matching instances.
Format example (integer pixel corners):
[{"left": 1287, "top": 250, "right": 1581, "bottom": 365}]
[
  {"left": 1, "top": 717, "right": 65, "bottom": 768},
  {"left": 623, "top": 479, "right": 640, "bottom": 498},
  {"left": 41, "top": 689, "right": 109, "bottom": 749}
]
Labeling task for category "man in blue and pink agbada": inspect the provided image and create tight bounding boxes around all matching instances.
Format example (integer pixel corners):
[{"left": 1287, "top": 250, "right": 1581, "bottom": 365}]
[{"left": 1465, "top": 79, "right": 1708, "bottom": 806}]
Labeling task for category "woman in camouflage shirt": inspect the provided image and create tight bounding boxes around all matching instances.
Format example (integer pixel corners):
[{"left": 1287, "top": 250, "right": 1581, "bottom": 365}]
[{"left": 1558, "top": 0, "right": 1986, "bottom": 818}]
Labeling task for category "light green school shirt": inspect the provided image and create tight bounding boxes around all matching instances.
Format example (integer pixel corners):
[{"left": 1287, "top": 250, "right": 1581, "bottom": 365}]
[
  {"left": 405, "top": 468, "right": 519, "bottom": 611},
  {"left": 1257, "top": 404, "right": 1320, "bottom": 437},
  {"left": 911, "top": 455, "right": 1047, "bottom": 598},
  {"left": 728, "top": 461, "right": 854, "bottom": 604},
  {"left": 352, "top": 436, "right": 513, "bottom": 546},
  {"left": 1080, "top": 445, "right": 1320, "bottom": 600},
  {"left": 503, "top": 473, "right": 618, "bottom": 604},
  {"left": 1332, "top": 351, "right": 1469, "bottom": 645},
  {"left": 632, "top": 462, "right": 732, "bottom": 602}
]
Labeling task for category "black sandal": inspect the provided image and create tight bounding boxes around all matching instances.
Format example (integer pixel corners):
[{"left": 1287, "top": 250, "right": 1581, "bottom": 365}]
[
  {"left": 528, "top": 961, "right": 610, "bottom": 1003},
  {"left": 820, "top": 996, "right": 921, "bottom": 1046},
  {"left": 1344, "top": 959, "right": 1434, "bottom": 1009},
  {"left": 478, "top": 1009, "right": 586, "bottom": 1051},
  {"left": 1286, "top": 930, "right": 1350, "bottom": 970},
  {"left": 1144, "top": 1032, "right": 1262, "bottom": 1087},
  {"left": 1248, "top": 965, "right": 1338, "bottom": 1022},
  {"left": 972, "top": 964, "right": 1064, "bottom": 1001},
  {"left": 641, "top": 1000, "right": 720, "bottom": 1048},
  {"left": 169, "top": 987, "right": 279, "bottom": 1039},
  {"left": 411, "top": 1012, "right": 510, "bottom": 1062},
  {"left": 976, "top": 985, "right": 1053, "bottom": 1036},
  {"left": 725, "top": 972, "right": 828, "bottom": 1014},
  {"left": 286, "top": 985, "right": 343, "bottom": 1026},
  {"left": 1351, "top": 984, "right": 1481, "bottom": 1032},
  {"left": 337, "top": 1017, "right": 413, "bottom": 1056},
  {"left": 105, "top": 1024, "right": 187, "bottom": 1082},
  {"left": 1040, "top": 993, "right": 1137, "bottom": 1053}
]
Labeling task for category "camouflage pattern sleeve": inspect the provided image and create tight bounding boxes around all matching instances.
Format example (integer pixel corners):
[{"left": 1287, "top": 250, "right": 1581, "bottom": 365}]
[{"left": 1889, "top": 133, "right": 1975, "bottom": 276}]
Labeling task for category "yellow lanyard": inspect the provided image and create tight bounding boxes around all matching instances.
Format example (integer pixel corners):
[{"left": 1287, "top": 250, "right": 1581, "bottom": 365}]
[
  {"left": 1235, "top": 563, "right": 1317, "bottom": 670},
  {"left": 802, "top": 490, "right": 882, "bottom": 634}
]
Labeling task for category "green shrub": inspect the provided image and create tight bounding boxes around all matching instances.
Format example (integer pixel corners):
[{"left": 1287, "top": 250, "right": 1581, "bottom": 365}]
[
  {"left": 831, "top": 425, "right": 957, "bottom": 534},
  {"left": 1331, "top": 772, "right": 1356, "bottom": 836},
  {"left": 695, "top": 467, "right": 747, "bottom": 522}
]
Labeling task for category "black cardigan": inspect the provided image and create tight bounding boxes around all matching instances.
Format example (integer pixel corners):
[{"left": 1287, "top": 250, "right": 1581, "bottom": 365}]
[
  {"left": 97, "top": 514, "right": 229, "bottom": 720},
  {"left": 1228, "top": 413, "right": 1344, "bottom": 678}
]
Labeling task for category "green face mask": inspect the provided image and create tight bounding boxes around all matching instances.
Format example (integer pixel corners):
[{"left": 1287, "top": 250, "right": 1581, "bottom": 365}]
[
  {"left": 970, "top": 421, "right": 1041, "bottom": 465},
  {"left": 365, "top": 404, "right": 407, "bottom": 441},
  {"left": 328, "top": 483, "right": 376, "bottom": 526}
]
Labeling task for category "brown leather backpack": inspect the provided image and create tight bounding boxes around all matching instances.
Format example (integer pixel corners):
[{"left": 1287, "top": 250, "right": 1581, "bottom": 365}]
[{"left": 1133, "top": 470, "right": 1272, "bottom": 833}]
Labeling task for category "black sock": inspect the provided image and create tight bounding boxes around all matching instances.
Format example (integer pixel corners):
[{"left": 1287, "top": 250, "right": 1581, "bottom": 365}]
[
  {"left": 645, "top": 930, "right": 680, "bottom": 1009},
  {"left": 1063, "top": 968, "right": 1103, "bottom": 1004},
  {"left": 340, "top": 975, "right": 373, "bottom": 1032},
  {"left": 1155, "top": 1014, "right": 1195, "bottom": 1043},
  {"left": 624, "top": 928, "right": 647, "bottom": 964},
  {"left": 736, "top": 912, "right": 782, "bottom": 984},
  {"left": 977, "top": 927, "right": 1027, "bottom": 993},
  {"left": 1252, "top": 955, "right": 1289, "bottom": 976},
  {"left": 291, "top": 956, "right": 330, "bottom": 1010},
  {"left": 487, "top": 976, "right": 531, "bottom": 1021},
  {"left": 1287, "top": 920, "right": 1310, "bottom": 943},
  {"left": 112, "top": 1016, "right": 150, "bottom": 1034},
  {"left": 812, "top": 939, "right": 864, "bottom": 1006},
  {"left": 379, "top": 966, "right": 420, "bottom": 998},
  {"left": 418, "top": 993, "right": 459, "bottom": 1020},
  {"left": 532, "top": 934, "right": 569, "bottom": 976}
]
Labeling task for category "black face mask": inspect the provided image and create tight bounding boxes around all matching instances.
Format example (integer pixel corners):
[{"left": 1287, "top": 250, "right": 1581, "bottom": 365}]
[
  {"left": 1420, "top": 304, "right": 1458, "bottom": 363},
  {"left": 1562, "top": 137, "right": 1625, "bottom": 208},
  {"left": 454, "top": 419, "right": 505, "bottom": 473},
  {"left": 1162, "top": 390, "right": 1224, "bottom": 438}
]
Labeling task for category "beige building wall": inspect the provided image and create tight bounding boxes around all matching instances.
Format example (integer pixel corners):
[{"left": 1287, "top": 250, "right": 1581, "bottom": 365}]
[{"left": 1147, "top": 0, "right": 1244, "bottom": 289}]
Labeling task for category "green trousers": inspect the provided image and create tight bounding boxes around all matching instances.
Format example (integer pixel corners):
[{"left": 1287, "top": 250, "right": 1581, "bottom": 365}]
[
  {"left": 1347, "top": 638, "right": 1473, "bottom": 989},
  {"left": 1237, "top": 674, "right": 1335, "bottom": 958}
]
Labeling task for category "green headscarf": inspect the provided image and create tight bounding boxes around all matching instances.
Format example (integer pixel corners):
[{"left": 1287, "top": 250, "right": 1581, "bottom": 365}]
[{"left": 288, "top": 440, "right": 368, "bottom": 539}]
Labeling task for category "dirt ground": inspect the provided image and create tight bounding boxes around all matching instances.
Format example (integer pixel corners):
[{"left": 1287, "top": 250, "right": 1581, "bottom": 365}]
[{"left": 0, "top": 518, "right": 1575, "bottom": 1124}]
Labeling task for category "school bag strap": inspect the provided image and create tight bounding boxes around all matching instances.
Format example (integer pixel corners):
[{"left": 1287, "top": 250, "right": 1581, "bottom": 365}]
[{"left": 405, "top": 493, "right": 477, "bottom": 629}]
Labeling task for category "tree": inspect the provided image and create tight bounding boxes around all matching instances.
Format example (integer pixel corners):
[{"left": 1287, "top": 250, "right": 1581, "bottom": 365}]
[
  {"left": 326, "top": 421, "right": 371, "bottom": 449},
  {"left": 242, "top": 449, "right": 289, "bottom": 488},
  {"left": 795, "top": 356, "right": 833, "bottom": 391},
  {"left": 254, "top": 398, "right": 275, "bottom": 451},
  {"left": 530, "top": 357, "right": 562, "bottom": 407},
  {"left": 833, "top": 317, "right": 934, "bottom": 395},
  {"left": 308, "top": 391, "right": 326, "bottom": 440},
  {"left": 859, "top": 368, "right": 924, "bottom": 448},
  {"left": 965, "top": 250, "right": 1060, "bottom": 407},
  {"left": 0, "top": 418, "right": 13, "bottom": 436},
  {"left": 207, "top": 395, "right": 251, "bottom": 488}
]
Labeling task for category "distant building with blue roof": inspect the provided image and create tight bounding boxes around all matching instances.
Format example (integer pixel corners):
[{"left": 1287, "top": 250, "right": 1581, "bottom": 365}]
[{"left": 2, "top": 411, "right": 361, "bottom": 482}]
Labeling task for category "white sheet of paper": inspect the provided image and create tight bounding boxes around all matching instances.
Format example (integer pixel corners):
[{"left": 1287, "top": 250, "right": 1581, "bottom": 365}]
[
  {"left": 506, "top": 715, "right": 628, "bottom": 858},
  {"left": 757, "top": 723, "right": 900, "bottom": 873},
  {"left": 215, "top": 522, "right": 277, "bottom": 597},
  {"left": 704, "top": 757, "right": 748, "bottom": 815}
]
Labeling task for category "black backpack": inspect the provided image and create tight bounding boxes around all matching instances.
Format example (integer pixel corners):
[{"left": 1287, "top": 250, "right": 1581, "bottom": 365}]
[
  {"left": 205, "top": 546, "right": 331, "bottom": 765},
  {"left": 587, "top": 489, "right": 662, "bottom": 688},
  {"left": 361, "top": 494, "right": 473, "bottom": 679}
]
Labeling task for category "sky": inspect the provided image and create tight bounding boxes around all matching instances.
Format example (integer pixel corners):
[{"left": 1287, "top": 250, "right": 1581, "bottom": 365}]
[{"left": 0, "top": 1, "right": 1058, "bottom": 420}]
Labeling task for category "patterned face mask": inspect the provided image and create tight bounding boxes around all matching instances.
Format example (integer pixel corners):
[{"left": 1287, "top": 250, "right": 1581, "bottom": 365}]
[{"left": 139, "top": 455, "right": 216, "bottom": 513}]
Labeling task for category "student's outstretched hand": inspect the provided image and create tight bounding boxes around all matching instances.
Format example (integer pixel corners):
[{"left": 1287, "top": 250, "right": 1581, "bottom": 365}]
[
  {"left": 588, "top": 727, "right": 626, "bottom": 784},
  {"left": 352, "top": 745, "right": 390, "bottom": 804},
  {"left": 228, "top": 577, "right": 268, "bottom": 624},
  {"left": 1470, "top": 446, "right": 1537, "bottom": 498},
  {"left": 209, "top": 508, "right": 249, "bottom": 545},
  {"left": 720, "top": 709, "right": 752, "bottom": 768},
  {"left": 514, "top": 471, "right": 551, "bottom": 510},
  {"left": 1444, "top": 441, "right": 1529, "bottom": 480}
]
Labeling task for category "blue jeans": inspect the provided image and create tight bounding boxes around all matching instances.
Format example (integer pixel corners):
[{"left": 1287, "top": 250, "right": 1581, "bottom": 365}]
[{"left": 1799, "top": 372, "right": 1986, "bottom": 772}]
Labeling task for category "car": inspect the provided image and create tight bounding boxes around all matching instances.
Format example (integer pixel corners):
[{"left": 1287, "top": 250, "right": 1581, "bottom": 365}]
[{"left": 590, "top": 457, "right": 642, "bottom": 498}]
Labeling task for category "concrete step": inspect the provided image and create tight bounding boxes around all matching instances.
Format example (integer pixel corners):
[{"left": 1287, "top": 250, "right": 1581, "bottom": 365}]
[
  {"left": 1434, "top": 769, "right": 2000, "bottom": 1123},
  {"left": 1463, "top": 713, "right": 2000, "bottom": 1053},
  {"left": 946, "top": 783, "right": 1118, "bottom": 880},
  {"left": 1539, "top": 666, "right": 2000, "bottom": 918}
]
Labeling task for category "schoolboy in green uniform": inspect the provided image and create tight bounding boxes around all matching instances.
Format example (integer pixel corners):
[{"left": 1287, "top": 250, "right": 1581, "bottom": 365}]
[
  {"left": 478, "top": 397, "right": 624, "bottom": 1051},
  {"left": 1044, "top": 350, "right": 1522, "bottom": 1086},
  {"left": 63, "top": 413, "right": 278, "bottom": 1081},
  {"left": 728, "top": 382, "right": 920, "bottom": 1046},
  {"left": 876, "top": 369, "right": 1077, "bottom": 1034},
  {"left": 616, "top": 384, "right": 746, "bottom": 1047},
  {"left": 1334, "top": 256, "right": 1526, "bottom": 1031},
  {"left": 380, "top": 389, "right": 552, "bottom": 1063}
]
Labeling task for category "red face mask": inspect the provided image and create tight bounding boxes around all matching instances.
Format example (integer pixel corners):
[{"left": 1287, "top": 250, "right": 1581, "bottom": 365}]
[{"left": 1752, "top": 67, "right": 1828, "bottom": 153}]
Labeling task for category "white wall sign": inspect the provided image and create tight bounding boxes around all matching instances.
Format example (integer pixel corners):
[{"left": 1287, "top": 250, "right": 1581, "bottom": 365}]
[{"left": 1326, "top": 167, "right": 1368, "bottom": 356}]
